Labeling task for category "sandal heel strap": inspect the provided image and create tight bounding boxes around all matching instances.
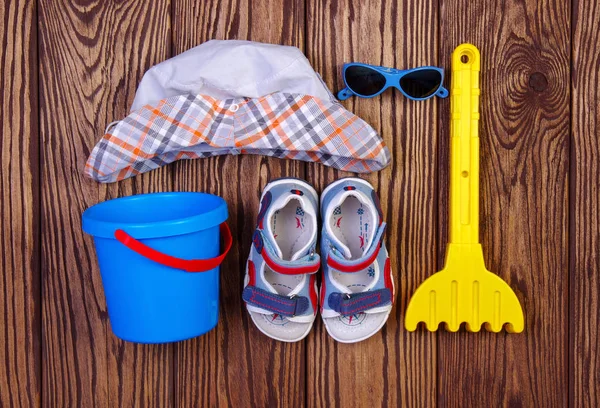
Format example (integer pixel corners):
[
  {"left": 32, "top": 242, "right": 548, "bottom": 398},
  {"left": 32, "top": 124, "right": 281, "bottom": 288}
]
[
  {"left": 327, "top": 223, "right": 386, "bottom": 273},
  {"left": 253, "top": 229, "right": 320, "bottom": 275}
]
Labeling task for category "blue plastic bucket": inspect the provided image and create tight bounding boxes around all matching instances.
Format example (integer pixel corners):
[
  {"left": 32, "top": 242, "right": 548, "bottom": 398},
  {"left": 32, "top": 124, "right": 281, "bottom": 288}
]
[{"left": 82, "top": 192, "right": 230, "bottom": 343}]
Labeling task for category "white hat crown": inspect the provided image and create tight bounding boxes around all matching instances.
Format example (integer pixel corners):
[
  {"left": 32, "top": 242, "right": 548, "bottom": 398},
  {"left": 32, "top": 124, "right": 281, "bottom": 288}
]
[{"left": 131, "top": 40, "right": 334, "bottom": 111}]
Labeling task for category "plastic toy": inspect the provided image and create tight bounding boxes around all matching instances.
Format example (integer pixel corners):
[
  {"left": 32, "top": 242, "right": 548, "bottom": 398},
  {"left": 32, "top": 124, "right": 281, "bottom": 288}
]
[
  {"left": 82, "top": 192, "right": 231, "bottom": 343},
  {"left": 404, "top": 44, "right": 525, "bottom": 333}
]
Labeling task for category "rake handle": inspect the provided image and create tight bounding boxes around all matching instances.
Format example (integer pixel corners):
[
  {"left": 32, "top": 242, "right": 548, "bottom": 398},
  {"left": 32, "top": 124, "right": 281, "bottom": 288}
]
[{"left": 450, "top": 44, "right": 481, "bottom": 244}]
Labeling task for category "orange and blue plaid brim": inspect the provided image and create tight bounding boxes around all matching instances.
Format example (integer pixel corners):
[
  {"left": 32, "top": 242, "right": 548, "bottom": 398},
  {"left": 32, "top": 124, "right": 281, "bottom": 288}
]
[{"left": 85, "top": 92, "right": 391, "bottom": 183}]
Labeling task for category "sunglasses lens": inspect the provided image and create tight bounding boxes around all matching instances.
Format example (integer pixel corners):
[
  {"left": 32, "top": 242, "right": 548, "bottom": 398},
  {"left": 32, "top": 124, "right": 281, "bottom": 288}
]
[
  {"left": 345, "top": 66, "right": 386, "bottom": 96},
  {"left": 400, "top": 69, "right": 442, "bottom": 99}
]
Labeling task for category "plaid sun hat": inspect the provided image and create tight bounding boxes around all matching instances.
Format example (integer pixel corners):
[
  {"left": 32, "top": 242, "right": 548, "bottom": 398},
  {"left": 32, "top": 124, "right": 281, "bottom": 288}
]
[{"left": 85, "top": 40, "right": 391, "bottom": 183}]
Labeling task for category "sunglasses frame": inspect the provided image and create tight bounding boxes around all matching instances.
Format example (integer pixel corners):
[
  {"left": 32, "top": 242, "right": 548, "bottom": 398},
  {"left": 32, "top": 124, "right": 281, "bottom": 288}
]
[{"left": 338, "top": 63, "right": 449, "bottom": 101}]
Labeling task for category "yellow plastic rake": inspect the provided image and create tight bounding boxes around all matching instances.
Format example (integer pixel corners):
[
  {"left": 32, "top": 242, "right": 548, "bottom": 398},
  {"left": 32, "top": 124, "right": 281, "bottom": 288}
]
[{"left": 405, "top": 44, "right": 524, "bottom": 333}]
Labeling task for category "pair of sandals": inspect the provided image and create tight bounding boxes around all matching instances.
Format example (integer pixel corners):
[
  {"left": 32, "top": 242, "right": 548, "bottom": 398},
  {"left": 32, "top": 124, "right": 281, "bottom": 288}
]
[{"left": 243, "top": 178, "right": 394, "bottom": 343}]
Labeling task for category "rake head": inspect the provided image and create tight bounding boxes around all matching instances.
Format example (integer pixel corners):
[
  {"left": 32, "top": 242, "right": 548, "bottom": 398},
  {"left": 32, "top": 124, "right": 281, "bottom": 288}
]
[{"left": 404, "top": 244, "right": 524, "bottom": 333}]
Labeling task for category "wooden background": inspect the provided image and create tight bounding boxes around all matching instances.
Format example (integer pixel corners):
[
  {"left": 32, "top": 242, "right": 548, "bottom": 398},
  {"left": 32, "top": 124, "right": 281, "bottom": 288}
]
[{"left": 1, "top": 0, "right": 598, "bottom": 406}]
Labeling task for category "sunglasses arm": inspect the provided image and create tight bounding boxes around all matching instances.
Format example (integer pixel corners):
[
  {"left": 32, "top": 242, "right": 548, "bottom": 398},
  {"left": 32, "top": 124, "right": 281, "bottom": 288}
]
[
  {"left": 337, "top": 88, "right": 354, "bottom": 101},
  {"left": 437, "top": 86, "right": 449, "bottom": 98}
]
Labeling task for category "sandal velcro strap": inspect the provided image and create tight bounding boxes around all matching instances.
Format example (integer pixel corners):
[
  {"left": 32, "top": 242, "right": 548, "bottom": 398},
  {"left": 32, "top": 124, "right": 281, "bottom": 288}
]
[
  {"left": 252, "top": 229, "right": 320, "bottom": 275},
  {"left": 327, "top": 223, "right": 387, "bottom": 273},
  {"left": 328, "top": 288, "right": 392, "bottom": 316},
  {"left": 242, "top": 286, "right": 309, "bottom": 317}
]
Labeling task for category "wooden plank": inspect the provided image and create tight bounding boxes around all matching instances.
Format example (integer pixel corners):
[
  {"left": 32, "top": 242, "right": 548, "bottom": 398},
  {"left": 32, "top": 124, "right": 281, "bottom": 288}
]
[
  {"left": 170, "top": 0, "right": 306, "bottom": 406},
  {"left": 306, "top": 0, "right": 439, "bottom": 406},
  {"left": 571, "top": 0, "right": 600, "bottom": 406},
  {"left": 39, "top": 1, "right": 173, "bottom": 406},
  {"left": 437, "top": 1, "right": 570, "bottom": 406},
  {"left": 0, "top": 0, "right": 40, "bottom": 406}
]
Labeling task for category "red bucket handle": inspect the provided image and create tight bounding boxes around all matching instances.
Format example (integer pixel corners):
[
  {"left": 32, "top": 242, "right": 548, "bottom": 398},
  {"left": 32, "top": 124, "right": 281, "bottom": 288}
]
[{"left": 114, "top": 223, "right": 233, "bottom": 272}]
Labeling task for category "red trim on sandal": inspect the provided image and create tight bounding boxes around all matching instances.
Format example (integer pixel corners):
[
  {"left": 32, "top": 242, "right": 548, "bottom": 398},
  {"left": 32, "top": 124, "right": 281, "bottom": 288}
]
[
  {"left": 309, "top": 274, "right": 318, "bottom": 314},
  {"left": 247, "top": 260, "right": 256, "bottom": 286},
  {"left": 320, "top": 278, "right": 326, "bottom": 313},
  {"left": 383, "top": 258, "right": 394, "bottom": 302}
]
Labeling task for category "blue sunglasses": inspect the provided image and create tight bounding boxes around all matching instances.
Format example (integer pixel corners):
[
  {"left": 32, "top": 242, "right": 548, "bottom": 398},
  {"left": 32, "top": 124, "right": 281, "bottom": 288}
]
[{"left": 338, "top": 63, "right": 449, "bottom": 101}]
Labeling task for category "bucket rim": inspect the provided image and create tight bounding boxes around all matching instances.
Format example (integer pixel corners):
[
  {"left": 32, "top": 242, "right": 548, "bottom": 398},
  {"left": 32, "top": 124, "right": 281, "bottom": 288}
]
[{"left": 82, "top": 192, "right": 228, "bottom": 239}]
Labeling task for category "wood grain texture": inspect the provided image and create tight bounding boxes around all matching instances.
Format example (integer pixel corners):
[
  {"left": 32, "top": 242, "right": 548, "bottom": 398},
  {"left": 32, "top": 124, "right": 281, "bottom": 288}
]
[
  {"left": 437, "top": 1, "right": 570, "bottom": 407},
  {"left": 306, "top": 0, "right": 439, "bottom": 406},
  {"left": 171, "top": 0, "right": 306, "bottom": 406},
  {"left": 1, "top": 0, "right": 597, "bottom": 406},
  {"left": 39, "top": 0, "right": 173, "bottom": 406},
  {"left": 0, "top": 0, "right": 41, "bottom": 406},
  {"left": 571, "top": 0, "right": 600, "bottom": 406}
]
